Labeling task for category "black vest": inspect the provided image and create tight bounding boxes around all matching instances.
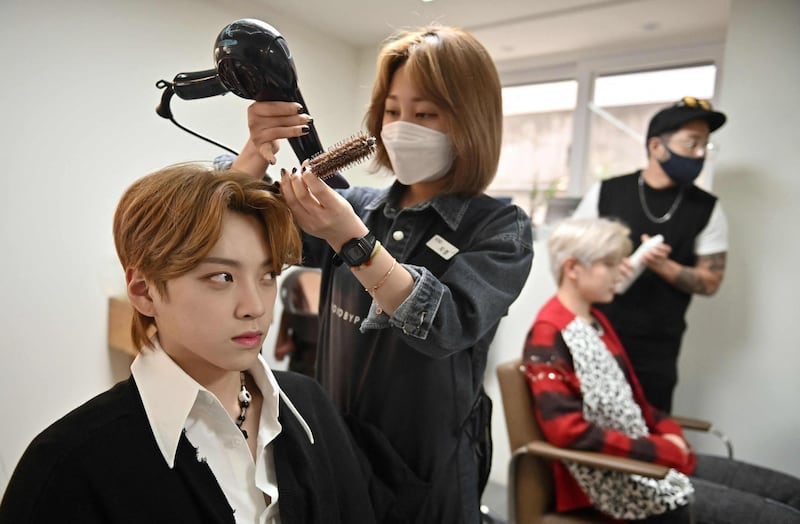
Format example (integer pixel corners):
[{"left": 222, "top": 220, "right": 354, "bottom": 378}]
[{"left": 597, "top": 172, "right": 716, "bottom": 339}]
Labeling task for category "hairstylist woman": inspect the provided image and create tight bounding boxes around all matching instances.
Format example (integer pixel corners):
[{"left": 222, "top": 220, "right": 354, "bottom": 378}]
[{"left": 231, "top": 25, "right": 533, "bottom": 523}]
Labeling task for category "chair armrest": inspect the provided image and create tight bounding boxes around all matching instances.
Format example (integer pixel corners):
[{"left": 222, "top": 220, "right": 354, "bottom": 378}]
[
  {"left": 672, "top": 415, "right": 712, "bottom": 431},
  {"left": 673, "top": 415, "right": 734, "bottom": 459},
  {"left": 518, "top": 441, "right": 670, "bottom": 479},
  {"left": 506, "top": 442, "right": 669, "bottom": 524}
]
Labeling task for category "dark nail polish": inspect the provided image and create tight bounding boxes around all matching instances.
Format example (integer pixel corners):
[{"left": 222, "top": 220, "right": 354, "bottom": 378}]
[
  {"left": 280, "top": 168, "right": 287, "bottom": 177},
  {"left": 297, "top": 106, "right": 305, "bottom": 114},
  {"left": 291, "top": 167, "right": 298, "bottom": 174},
  {"left": 300, "top": 125, "right": 310, "bottom": 134}
]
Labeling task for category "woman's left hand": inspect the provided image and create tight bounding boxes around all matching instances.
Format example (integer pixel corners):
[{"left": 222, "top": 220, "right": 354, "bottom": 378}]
[{"left": 280, "top": 167, "right": 368, "bottom": 252}]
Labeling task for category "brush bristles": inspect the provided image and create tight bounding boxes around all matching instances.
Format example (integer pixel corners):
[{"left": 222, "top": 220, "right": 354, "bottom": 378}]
[{"left": 308, "top": 132, "right": 377, "bottom": 179}]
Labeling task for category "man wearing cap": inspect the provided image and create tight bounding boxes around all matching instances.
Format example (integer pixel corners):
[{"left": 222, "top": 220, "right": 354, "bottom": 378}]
[{"left": 573, "top": 97, "right": 728, "bottom": 413}]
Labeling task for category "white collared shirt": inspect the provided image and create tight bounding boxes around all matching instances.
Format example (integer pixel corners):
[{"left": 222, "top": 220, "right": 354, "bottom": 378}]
[{"left": 131, "top": 339, "right": 314, "bottom": 524}]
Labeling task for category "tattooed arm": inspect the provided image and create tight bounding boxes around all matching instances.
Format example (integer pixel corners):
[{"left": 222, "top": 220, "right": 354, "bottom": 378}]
[
  {"left": 640, "top": 200, "right": 729, "bottom": 295},
  {"left": 644, "top": 246, "right": 727, "bottom": 296},
  {"left": 676, "top": 251, "right": 726, "bottom": 295}
]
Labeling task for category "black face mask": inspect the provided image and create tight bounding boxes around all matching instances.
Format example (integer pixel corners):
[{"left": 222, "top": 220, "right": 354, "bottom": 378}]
[{"left": 659, "top": 143, "right": 705, "bottom": 186}]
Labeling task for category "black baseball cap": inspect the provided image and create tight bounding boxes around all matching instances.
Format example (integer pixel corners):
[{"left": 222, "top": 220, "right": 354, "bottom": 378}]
[{"left": 647, "top": 96, "right": 727, "bottom": 139}]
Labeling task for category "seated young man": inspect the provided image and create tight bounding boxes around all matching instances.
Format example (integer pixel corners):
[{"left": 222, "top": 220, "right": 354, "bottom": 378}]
[
  {"left": 522, "top": 217, "right": 800, "bottom": 523},
  {"left": 0, "top": 164, "right": 375, "bottom": 524}
]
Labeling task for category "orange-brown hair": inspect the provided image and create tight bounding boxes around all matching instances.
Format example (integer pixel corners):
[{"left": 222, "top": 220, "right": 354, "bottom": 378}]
[
  {"left": 365, "top": 25, "right": 503, "bottom": 196},
  {"left": 113, "top": 163, "right": 302, "bottom": 350}
]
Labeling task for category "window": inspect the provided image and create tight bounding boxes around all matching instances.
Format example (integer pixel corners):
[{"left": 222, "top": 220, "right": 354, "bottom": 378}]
[
  {"left": 493, "top": 44, "right": 724, "bottom": 227},
  {"left": 490, "top": 80, "right": 577, "bottom": 224}
]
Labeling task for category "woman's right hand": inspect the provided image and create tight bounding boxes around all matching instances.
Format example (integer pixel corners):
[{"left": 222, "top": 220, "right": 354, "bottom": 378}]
[
  {"left": 232, "top": 101, "right": 314, "bottom": 178},
  {"left": 231, "top": 137, "right": 274, "bottom": 179}
]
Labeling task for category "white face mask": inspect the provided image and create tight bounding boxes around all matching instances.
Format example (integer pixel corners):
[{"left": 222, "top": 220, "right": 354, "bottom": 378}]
[{"left": 380, "top": 121, "right": 455, "bottom": 185}]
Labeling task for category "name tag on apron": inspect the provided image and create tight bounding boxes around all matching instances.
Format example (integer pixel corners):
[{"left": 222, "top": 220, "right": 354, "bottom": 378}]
[{"left": 426, "top": 234, "right": 459, "bottom": 260}]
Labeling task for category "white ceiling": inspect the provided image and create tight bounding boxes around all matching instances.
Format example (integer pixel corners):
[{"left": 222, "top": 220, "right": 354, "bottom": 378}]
[{"left": 250, "top": 0, "right": 731, "bottom": 64}]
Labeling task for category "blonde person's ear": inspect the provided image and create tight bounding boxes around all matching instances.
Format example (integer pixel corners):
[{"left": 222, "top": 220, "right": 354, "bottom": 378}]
[
  {"left": 126, "top": 267, "right": 156, "bottom": 317},
  {"left": 562, "top": 257, "right": 580, "bottom": 281}
]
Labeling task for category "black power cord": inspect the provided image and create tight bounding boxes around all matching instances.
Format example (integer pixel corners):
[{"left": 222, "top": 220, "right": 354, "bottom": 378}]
[{"left": 154, "top": 79, "right": 238, "bottom": 156}]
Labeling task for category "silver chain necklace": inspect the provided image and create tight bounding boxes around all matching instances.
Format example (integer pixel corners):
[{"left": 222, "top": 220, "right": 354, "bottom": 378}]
[{"left": 638, "top": 174, "right": 684, "bottom": 224}]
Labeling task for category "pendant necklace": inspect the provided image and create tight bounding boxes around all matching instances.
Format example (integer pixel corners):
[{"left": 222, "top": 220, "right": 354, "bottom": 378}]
[
  {"left": 590, "top": 319, "right": 605, "bottom": 337},
  {"left": 235, "top": 372, "right": 252, "bottom": 439},
  {"left": 638, "top": 174, "right": 684, "bottom": 224}
]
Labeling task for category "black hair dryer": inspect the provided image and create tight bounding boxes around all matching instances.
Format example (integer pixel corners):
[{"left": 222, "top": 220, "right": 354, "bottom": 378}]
[
  {"left": 157, "top": 18, "right": 348, "bottom": 188},
  {"left": 214, "top": 19, "right": 325, "bottom": 164}
]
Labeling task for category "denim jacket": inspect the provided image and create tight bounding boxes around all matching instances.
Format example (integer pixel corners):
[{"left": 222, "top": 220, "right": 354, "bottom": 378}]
[{"left": 303, "top": 181, "right": 533, "bottom": 523}]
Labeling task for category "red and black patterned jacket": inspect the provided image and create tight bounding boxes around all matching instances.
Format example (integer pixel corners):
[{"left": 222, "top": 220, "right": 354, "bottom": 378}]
[{"left": 522, "top": 296, "right": 697, "bottom": 513}]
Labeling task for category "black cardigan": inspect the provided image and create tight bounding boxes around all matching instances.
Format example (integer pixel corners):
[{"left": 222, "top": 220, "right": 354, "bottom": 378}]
[{"left": 0, "top": 371, "right": 375, "bottom": 523}]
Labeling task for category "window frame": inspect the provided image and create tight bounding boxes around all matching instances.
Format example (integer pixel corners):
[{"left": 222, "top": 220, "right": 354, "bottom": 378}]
[{"left": 497, "top": 41, "right": 725, "bottom": 197}]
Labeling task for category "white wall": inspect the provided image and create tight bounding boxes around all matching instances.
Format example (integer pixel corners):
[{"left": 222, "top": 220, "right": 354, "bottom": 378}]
[
  {"left": 0, "top": 0, "right": 363, "bottom": 493},
  {"left": 487, "top": 0, "right": 800, "bottom": 486},
  {"left": 676, "top": 0, "right": 800, "bottom": 474}
]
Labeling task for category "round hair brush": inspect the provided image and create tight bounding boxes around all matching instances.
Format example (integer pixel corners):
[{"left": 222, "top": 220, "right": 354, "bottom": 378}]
[{"left": 306, "top": 133, "right": 377, "bottom": 181}]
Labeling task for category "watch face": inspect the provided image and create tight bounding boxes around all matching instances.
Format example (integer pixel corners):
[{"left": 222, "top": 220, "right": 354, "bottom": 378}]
[
  {"left": 345, "top": 243, "right": 369, "bottom": 260},
  {"left": 340, "top": 234, "right": 375, "bottom": 266}
]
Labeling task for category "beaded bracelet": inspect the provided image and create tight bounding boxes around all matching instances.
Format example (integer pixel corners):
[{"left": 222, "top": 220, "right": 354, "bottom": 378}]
[{"left": 352, "top": 240, "right": 382, "bottom": 270}]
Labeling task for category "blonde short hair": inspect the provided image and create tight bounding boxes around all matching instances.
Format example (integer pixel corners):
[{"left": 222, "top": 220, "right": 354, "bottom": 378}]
[
  {"left": 113, "top": 163, "right": 302, "bottom": 350},
  {"left": 364, "top": 25, "right": 502, "bottom": 196},
  {"left": 547, "top": 217, "right": 632, "bottom": 284}
]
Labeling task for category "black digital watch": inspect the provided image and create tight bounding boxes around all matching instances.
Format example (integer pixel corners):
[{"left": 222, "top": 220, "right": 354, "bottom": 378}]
[{"left": 337, "top": 232, "right": 377, "bottom": 267}]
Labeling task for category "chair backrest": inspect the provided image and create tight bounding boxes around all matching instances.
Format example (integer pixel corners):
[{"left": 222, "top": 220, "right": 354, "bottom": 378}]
[
  {"left": 279, "top": 268, "right": 321, "bottom": 344},
  {"left": 281, "top": 268, "right": 321, "bottom": 315},
  {"left": 496, "top": 358, "right": 556, "bottom": 521},
  {"left": 275, "top": 268, "right": 322, "bottom": 377}
]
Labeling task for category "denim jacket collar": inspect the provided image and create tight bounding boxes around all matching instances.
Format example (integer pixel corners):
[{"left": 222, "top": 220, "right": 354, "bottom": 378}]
[{"left": 362, "top": 181, "right": 472, "bottom": 231}]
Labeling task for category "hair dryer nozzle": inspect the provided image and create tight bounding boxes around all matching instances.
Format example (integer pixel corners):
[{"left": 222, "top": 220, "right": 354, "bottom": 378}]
[{"left": 172, "top": 69, "right": 228, "bottom": 100}]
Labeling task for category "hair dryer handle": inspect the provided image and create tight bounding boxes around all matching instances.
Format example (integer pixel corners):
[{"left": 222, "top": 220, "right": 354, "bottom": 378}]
[
  {"left": 287, "top": 89, "right": 324, "bottom": 164},
  {"left": 276, "top": 90, "right": 350, "bottom": 188}
]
